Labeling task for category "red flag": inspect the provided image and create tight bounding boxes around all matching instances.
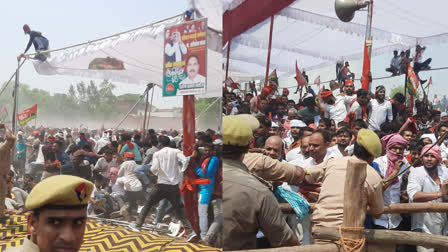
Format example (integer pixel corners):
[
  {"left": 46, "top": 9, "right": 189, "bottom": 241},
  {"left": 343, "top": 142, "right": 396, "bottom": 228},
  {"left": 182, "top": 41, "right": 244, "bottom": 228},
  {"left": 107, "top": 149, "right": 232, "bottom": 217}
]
[
  {"left": 295, "top": 60, "right": 306, "bottom": 87},
  {"left": 361, "top": 41, "right": 371, "bottom": 91}
]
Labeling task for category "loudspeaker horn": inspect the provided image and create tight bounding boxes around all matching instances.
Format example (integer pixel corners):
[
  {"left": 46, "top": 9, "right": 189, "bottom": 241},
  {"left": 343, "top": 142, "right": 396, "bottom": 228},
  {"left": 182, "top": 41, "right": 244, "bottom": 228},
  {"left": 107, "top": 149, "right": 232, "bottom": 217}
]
[{"left": 335, "top": 0, "right": 369, "bottom": 22}]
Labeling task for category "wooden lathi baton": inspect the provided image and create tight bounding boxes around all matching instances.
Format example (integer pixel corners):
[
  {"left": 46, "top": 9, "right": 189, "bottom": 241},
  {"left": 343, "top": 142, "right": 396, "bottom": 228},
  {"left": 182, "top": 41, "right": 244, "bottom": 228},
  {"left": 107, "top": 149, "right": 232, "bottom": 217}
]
[{"left": 384, "top": 130, "right": 448, "bottom": 183}]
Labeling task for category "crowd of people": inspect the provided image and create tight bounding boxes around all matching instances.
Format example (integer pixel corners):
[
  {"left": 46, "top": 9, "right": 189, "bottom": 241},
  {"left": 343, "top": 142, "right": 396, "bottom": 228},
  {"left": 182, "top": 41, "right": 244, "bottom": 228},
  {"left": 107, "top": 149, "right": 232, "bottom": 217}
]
[
  {"left": 222, "top": 71, "right": 448, "bottom": 251},
  {"left": 2, "top": 125, "right": 223, "bottom": 247}
]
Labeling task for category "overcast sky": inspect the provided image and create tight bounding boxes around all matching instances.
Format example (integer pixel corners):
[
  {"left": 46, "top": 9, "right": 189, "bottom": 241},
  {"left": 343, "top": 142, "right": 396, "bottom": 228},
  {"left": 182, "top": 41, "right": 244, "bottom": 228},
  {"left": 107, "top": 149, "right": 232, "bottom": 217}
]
[{"left": 0, "top": 0, "right": 189, "bottom": 109}]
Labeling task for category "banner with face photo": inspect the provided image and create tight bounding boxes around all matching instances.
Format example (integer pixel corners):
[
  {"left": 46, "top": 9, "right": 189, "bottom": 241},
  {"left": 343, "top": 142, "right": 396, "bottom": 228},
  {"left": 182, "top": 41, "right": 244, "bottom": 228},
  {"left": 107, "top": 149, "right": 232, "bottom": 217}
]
[{"left": 163, "top": 18, "right": 207, "bottom": 96}]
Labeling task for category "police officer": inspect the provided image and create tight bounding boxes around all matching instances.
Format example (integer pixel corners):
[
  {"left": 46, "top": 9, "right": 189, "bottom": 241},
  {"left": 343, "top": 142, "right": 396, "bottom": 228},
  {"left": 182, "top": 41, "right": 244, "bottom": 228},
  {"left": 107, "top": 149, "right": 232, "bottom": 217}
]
[
  {"left": 5, "top": 175, "right": 93, "bottom": 252},
  {"left": 222, "top": 116, "right": 300, "bottom": 250}
]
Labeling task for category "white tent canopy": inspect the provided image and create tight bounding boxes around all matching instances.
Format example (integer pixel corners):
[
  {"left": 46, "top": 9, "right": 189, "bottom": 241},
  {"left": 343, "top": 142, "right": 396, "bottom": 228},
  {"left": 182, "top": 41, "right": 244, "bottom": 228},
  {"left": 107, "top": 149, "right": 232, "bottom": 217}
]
[
  {"left": 30, "top": 0, "right": 222, "bottom": 98},
  {"left": 223, "top": 0, "right": 448, "bottom": 78}
]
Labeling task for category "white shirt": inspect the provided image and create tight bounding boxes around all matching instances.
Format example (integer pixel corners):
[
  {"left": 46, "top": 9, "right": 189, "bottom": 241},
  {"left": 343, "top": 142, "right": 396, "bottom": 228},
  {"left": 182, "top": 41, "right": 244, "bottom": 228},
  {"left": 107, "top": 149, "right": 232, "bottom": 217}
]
[
  {"left": 95, "top": 136, "right": 110, "bottom": 154},
  {"left": 368, "top": 99, "right": 393, "bottom": 131},
  {"left": 323, "top": 96, "right": 347, "bottom": 125},
  {"left": 302, "top": 150, "right": 335, "bottom": 168},
  {"left": 328, "top": 145, "right": 344, "bottom": 158},
  {"left": 286, "top": 147, "right": 303, "bottom": 162},
  {"left": 441, "top": 143, "right": 448, "bottom": 161},
  {"left": 343, "top": 94, "right": 357, "bottom": 112},
  {"left": 283, "top": 135, "right": 295, "bottom": 149},
  {"left": 373, "top": 156, "right": 407, "bottom": 229},
  {"left": 117, "top": 160, "right": 142, "bottom": 192},
  {"left": 349, "top": 101, "right": 364, "bottom": 120},
  {"left": 94, "top": 157, "right": 118, "bottom": 177},
  {"left": 165, "top": 42, "right": 187, "bottom": 62},
  {"left": 150, "top": 147, "right": 189, "bottom": 185},
  {"left": 178, "top": 74, "right": 206, "bottom": 90},
  {"left": 407, "top": 165, "right": 448, "bottom": 235}
]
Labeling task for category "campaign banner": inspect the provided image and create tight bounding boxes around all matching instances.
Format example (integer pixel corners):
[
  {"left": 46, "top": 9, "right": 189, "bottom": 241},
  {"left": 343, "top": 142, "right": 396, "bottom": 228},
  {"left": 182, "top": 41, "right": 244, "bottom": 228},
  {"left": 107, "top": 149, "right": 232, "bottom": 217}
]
[
  {"left": 0, "top": 107, "right": 8, "bottom": 122},
  {"left": 163, "top": 18, "right": 207, "bottom": 96},
  {"left": 17, "top": 104, "right": 37, "bottom": 126}
]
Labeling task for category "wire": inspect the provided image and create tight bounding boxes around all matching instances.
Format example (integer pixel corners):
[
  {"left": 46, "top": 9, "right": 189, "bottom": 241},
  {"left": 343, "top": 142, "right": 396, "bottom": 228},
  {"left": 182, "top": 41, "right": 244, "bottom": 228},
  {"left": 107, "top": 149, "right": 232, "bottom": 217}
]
[
  {"left": 0, "top": 59, "right": 27, "bottom": 97},
  {"left": 281, "top": 66, "right": 448, "bottom": 90},
  {"left": 24, "top": 13, "right": 183, "bottom": 57}
]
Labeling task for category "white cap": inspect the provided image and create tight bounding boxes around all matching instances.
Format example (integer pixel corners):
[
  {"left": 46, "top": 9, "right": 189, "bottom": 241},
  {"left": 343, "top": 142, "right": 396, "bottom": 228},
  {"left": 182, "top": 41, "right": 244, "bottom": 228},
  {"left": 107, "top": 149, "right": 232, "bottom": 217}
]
[
  {"left": 271, "top": 121, "right": 279, "bottom": 128},
  {"left": 213, "top": 139, "right": 223, "bottom": 145},
  {"left": 17, "top": 131, "right": 24, "bottom": 136},
  {"left": 421, "top": 134, "right": 437, "bottom": 144},
  {"left": 290, "top": 120, "right": 307, "bottom": 128},
  {"left": 441, "top": 112, "right": 448, "bottom": 117}
]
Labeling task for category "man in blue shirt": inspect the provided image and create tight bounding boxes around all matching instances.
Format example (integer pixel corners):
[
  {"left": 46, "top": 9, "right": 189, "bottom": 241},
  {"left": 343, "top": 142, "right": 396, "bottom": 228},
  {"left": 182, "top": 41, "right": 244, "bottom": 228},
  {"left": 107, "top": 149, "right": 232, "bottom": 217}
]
[
  {"left": 15, "top": 131, "right": 28, "bottom": 178},
  {"left": 18, "top": 24, "right": 50, "bottom": 62}
]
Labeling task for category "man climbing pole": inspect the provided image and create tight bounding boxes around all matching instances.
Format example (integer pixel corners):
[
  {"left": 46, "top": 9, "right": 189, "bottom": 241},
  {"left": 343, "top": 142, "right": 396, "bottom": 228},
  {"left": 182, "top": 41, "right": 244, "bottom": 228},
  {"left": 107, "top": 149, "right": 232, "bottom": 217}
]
[{"left": 17, "top": 24, "right": 49, "bottom": 62}]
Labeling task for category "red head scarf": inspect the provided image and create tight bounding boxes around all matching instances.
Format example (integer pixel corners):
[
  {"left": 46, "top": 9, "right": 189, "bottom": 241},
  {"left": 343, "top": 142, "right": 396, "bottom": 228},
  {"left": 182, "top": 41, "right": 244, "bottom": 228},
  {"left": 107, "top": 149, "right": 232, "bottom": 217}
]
[{"left": 381, "top": 133, "right": 408, "bottom": 184}]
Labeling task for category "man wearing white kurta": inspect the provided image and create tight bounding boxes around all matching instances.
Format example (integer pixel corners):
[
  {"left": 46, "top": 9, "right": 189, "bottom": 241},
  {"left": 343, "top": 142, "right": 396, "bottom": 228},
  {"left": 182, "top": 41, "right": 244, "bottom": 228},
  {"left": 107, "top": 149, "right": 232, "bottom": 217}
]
[
  {"left": 130, "top": 136, "right": 198, "bottom": 242},
  {"left": 373, "top": 155, "right": 408, "bottom": 229},
  {"left": 368, "top": 85, "right": 393, "bottom": 131},
  {"left": 407, "top": 145, "right": 448, "bottom": 252},
  {"left": 165, "top": 30, "right": 187, "bottom": 62}
]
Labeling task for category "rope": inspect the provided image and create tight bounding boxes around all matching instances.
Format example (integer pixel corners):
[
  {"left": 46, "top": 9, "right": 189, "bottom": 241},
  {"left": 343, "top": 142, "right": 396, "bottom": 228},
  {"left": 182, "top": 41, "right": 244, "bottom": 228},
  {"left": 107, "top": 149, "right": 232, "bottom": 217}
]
[
  {"left": 195, "top": 97, "right": 220, "bottom": 120},
  {"left": 335, "top": 226, "right": 365, "bottom": 252}
]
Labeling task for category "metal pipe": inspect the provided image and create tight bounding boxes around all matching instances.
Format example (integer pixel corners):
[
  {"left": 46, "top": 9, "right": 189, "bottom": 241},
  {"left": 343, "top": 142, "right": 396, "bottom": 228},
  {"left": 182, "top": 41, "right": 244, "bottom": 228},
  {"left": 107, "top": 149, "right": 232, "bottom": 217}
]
[
  {"left": 225, "top": 40, "right": 231, "bottom": 81},
  {"left": 142, "top": 84, "right": 150, "bottom": 137},
  {"left": 12, "top": 61, "right": 20, "bottom": 135},
  {"left": 146, "top": 86, "right": 155, "bottom": 130},
  {"left": 114, "top": 87, "right": 148, "bottom": 130}
]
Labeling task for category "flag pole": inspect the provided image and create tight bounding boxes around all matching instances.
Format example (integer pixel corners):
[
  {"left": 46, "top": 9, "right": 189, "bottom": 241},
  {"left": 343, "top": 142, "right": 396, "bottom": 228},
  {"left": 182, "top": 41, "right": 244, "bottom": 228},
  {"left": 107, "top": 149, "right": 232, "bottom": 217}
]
[
  {"left": 404, "top": 65, "right": 408, "bottom": 105},
  {"left": 12, "top": 60, "right": 20, "bottom": 135},
  {"left": 361, "top": 0, "right": 373, "bottom": 91},
  {"left": 264, "top": 15, "right": 274, "bottom": 87}
]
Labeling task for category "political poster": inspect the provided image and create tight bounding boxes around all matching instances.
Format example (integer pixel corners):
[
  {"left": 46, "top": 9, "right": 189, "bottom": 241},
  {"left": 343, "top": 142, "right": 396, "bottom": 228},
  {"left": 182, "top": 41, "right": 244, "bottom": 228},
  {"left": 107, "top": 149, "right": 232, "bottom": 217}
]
[
  {"left": 17, "top": 104, "right": 37, "bottom": 126},
  {"left": 163, "top": 18, "right": 207, "bottom": 96}
]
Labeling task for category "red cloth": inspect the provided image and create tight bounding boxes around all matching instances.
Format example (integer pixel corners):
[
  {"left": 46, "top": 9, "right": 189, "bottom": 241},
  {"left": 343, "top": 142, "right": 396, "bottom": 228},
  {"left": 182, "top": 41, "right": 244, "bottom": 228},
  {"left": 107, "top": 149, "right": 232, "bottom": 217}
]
[
  {"left": 126, "top": 140, "right": 134, "bottom": 149},
  {"left": 422, "top": 144, "right": 442, "bottom": 164},
  {"left": 361, "top": 41, "right": 371, "bottom": 91},
  {"left": 223, "top": 0, "right": 295, "bottom": 45},
  {"left": 381, "top": 134, "right": 409, "bottom": 184},
  {"left": 123, "top": 152, "right": 135, "bottom": 158},
  {"left": 321, "top": 90, "right": 333, "bottom": 98}
]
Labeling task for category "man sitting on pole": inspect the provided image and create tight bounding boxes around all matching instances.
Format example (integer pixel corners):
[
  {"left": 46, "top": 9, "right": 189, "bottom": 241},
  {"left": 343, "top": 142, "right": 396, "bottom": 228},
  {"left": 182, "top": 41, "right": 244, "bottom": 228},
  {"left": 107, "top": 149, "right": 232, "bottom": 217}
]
[{"left": 17, "top": 24, "right": 50, "bottom": 62}]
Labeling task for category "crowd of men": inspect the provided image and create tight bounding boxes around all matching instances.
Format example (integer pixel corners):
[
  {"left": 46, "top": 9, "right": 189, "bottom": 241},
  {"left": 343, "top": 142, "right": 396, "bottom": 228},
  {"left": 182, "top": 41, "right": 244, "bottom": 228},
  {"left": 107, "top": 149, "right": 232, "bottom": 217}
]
[
  {"left": 222, "top": 75, "right": 448, "bottom": 251},
  {"left": 2, "top": 125, "right": 222, "bottom": 247}
]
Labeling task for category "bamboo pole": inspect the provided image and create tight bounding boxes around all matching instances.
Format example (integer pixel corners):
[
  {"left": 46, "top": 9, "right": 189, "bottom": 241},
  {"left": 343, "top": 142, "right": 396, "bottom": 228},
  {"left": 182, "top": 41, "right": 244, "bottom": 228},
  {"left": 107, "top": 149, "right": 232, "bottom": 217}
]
[
  {"left": 312, "top": 227, "right": 448, "bottom": 249},
  {"left": 227, "top": 244, "right": 339, "bottom": 252},
  {"left": 341, "top": 159, "right": 367, "bottom": 246},
  {"left": 280, "top": 202, "right": 448, "bottom": 214}
]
